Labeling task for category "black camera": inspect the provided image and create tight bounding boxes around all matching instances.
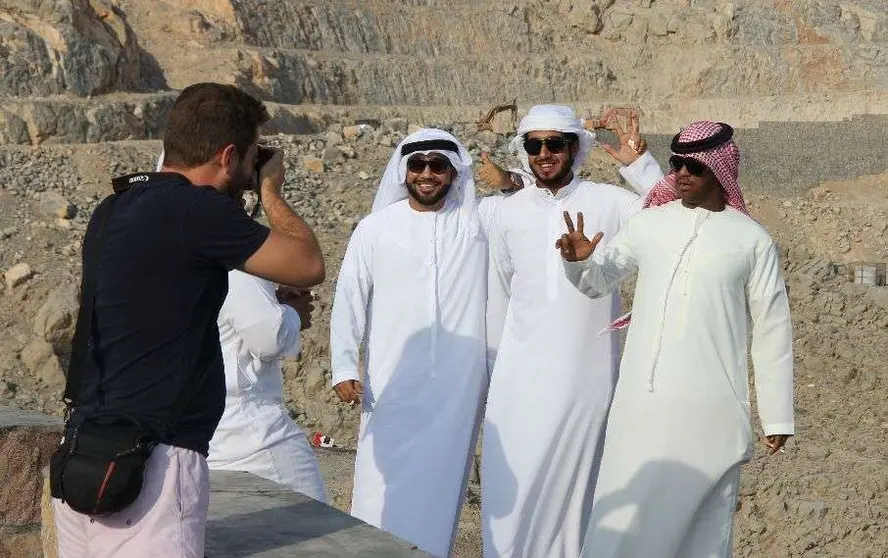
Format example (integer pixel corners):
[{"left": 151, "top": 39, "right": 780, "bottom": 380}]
[
  {"left": 252, "top": 145, "right": 276, "bottom": 190},
  {"left": 248, "top": 146, "right": 277, "bottom": 219}
]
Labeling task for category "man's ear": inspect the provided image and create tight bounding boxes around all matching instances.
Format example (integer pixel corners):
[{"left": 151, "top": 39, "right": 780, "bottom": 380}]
[
  {"left": 219, "top": 144, "right": 239, "bottom": 174},
  {"left": 570, "top": 141, "right": 580, "bottom": 157}
]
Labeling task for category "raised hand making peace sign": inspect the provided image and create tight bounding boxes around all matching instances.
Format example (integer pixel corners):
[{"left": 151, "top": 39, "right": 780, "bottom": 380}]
[{"left": 556, "top": 211, "right": 604, "bottom": 262}]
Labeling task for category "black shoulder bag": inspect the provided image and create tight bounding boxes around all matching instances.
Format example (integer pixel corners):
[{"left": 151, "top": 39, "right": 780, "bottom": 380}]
[{"left": 50, "top": 174, "right": 199, "bottom": 516}]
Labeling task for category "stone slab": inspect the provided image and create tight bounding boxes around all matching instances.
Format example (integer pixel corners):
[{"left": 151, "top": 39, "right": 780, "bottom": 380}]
[
  {"left": 0, "top": 406, "right": 63, "bottom": 429},
  {"left": 207, "top": 471, "right": 430, "bottom": 557}
]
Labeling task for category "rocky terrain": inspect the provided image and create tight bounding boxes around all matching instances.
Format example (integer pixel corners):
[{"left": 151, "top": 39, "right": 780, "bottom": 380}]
[
  {"left": 1, "top": 0, "right": 887, "bottom": 556},
  {"left": 3, "top": 0, "right": 888, "bottom": 146},
  {"left": 1, "top": 125, "right": 887, "bottom": 556}
]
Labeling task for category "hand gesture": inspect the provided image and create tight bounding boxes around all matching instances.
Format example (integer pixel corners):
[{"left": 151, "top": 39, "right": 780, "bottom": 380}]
[
  {"left": 555, "top": 211, "right": 604, "bottom": 262},
  {"left": 587, "top": 108, "right": 647, "bottom": 166},
  {"left": 277, "top": 287, "right": 314, "bottom": 331},
  {"left": 763, "top": 434, "right": 790, "bottom": 455},
  {"left": 334, "top": 380, "right": 363, "bottom": 406},
  {"left": 478, "top": 152, "right": 515, "bottom": 190}
]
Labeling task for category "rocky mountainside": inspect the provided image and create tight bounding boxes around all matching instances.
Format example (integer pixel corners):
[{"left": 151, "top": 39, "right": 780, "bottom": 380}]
[{"left": 3, "top": 0, "right": 888, "bottom": 145}]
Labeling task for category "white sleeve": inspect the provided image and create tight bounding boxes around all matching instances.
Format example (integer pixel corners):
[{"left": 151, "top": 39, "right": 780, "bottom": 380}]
[
  {"left": 220, "top": 272, "right": 301, "bottom": 361},
  {"left": 747, "top": 241, "right": 795, "bottom": 436},
  {"left": 618, "top": 151, "right": 664, "bottom": 195},
  {"left": 617, "top": 151, "right": 665, "bottom": 221},
  {"left": 330, "top": 222, "right": 373, "bottom": 387},
  {"left": 563, "top": 224, "right": 638, "bottom": 299},
  {"left": 485, "top": 210, "right": 513, "bottom": 375},
  {"left": 477, "top": 195, "right": 509, "bottom": 240}
]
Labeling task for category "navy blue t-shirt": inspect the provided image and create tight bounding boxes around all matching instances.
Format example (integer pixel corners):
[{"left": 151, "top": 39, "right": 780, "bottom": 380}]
[{"left": 76, "top": 173, "right": 269, "bottom": 455}]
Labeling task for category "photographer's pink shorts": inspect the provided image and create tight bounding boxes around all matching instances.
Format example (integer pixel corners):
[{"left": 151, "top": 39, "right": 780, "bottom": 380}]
[{"left": 53, "top": 444, "right": 209, "bottom": 558}]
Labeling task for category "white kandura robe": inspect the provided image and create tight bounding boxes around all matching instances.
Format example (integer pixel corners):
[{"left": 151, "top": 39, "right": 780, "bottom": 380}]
[
  {"left": 482, "top": 153, "right": 663, "bottom": 558},
  {"left": 330, "top": 198, "right": 489, "bottom": 558},
  {"left": 209, "top": 270, "right": 327, "bottom": 502},
  {"left": 564, "top": 201, "right": 794, "bottom": 558}
]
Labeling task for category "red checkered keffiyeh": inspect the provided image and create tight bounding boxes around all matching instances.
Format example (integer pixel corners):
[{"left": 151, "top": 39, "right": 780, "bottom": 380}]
[
  {"left": 643, "top": 121, "right": 749, "bottom": 215},
  {"left": 603, "top": 121, "right": 749, "bottom": 333}
]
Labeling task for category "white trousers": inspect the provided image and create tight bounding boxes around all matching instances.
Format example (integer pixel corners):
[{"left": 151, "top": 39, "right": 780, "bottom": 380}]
[{"left": 53, "top": 444, "right": 209, "bottom": 558}]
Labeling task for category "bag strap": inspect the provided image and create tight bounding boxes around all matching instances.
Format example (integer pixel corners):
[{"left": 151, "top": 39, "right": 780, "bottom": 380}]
[{"left": 63, "top": 194, "right": 120, "bottom": 411}]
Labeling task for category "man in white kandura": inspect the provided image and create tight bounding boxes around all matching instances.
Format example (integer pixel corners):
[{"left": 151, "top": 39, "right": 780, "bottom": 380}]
[
  {"left": 208, "top": 272, "right": 328, "bottom": 502},
  {"left": 330, "top": 129, "right": 488, "bottom": 557},
  {"left": 155, "top": 150, "right": 328, "bottom": 502},
  {"left": 557, "top": 121, "right": 794, "bottom": 558},
  {"left": 482, "top": 105, "right": 664, "bottom": 557}
]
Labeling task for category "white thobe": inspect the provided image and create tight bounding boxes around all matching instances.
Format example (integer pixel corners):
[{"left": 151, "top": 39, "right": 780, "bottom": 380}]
[
  {"left": 565, "top": 201, "right": 794, "bottom": 558},
  {"left": 330, "top": 198, "right": 489, "bottom": 557},
  {"left": 482, "top": 153, "right": 663, "bottom": 557},
  {"left": 208, "top": 270, "right": 327, "bottom": 502}
]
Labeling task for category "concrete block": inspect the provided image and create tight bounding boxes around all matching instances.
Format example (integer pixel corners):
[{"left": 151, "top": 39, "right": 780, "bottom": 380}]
[{"left": 207, "top": 471, "right": 431, "bottom": 557}]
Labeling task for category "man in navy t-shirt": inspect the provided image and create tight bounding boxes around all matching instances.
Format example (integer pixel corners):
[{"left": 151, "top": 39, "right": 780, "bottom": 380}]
[{"left": 53, "top": 83, "right": 325, "bottom": 558}]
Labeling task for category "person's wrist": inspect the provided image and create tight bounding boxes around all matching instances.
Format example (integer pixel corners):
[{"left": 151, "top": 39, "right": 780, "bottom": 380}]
[
  {"left": 501, "top": 171, "right": 522, "bottom": 192},
  {"left": 260, "top": 179, "right": 283, "bottom": 200}
]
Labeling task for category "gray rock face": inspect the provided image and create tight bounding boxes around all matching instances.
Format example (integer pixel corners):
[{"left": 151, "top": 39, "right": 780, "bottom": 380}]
[
  {"left": 0, "top": 94, "right": 174, "bottom": 145},
  {"left": 0, "top": 110, "right": 30, "bottom": 145},
  {"left": 0, "top": 0, "right": 147, "bottom": 98},
  {"left": 219, "top": 0, "right": 888, "bottom": 104},
  {"left": 233, "top": 2, "right": 534, "bottom": 56},
  {"left": 2, "top": 0, "right": 888, "bottom": 144}
]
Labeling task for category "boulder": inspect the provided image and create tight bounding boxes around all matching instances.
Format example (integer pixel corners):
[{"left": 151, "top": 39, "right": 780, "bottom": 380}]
[
  {"left": 325, "top": 131, "right": 343, "bottom": 147},
  {"left": 322, "top": 145, "right": 343, "bottom": 163},
  {"left": 34, "top": 284, "right": 79, "bottom": 345},
  {"left": 38, "top": 193, "right": 76, "bottom": 220},
  {"left": 302, "top": 156, "right": 325, "bottom": 174},
  {"left": 20, "top": 339, "right": 65, "bottom": 390},
  {"left": 5, "top": 263, "right": 33, "bottom": 289},
  {"left": 342, "top": 125, "right": 365, "bottom": 141}
]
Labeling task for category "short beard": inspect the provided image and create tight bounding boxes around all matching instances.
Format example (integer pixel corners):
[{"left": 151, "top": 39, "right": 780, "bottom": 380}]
[
  {"left": 223, "top": 159, "right": 254, "bottom": 202},
  {"left": 531, "top": 154, "right": 575, "bottom": 187},
  {"left": 406, "top": 181, "right": 452, "bottom": 208}
]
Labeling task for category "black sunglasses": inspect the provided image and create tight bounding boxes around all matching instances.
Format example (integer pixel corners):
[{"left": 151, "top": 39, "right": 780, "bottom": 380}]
[
  {"left": 406, "top": 157, "right": 452, "bottom": 174},
  {"left": 523, "top": 136, "right": 572, "bottom": 156},
  {"left": 669, "top": 156, "right": 708, "bottom": 176}
]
